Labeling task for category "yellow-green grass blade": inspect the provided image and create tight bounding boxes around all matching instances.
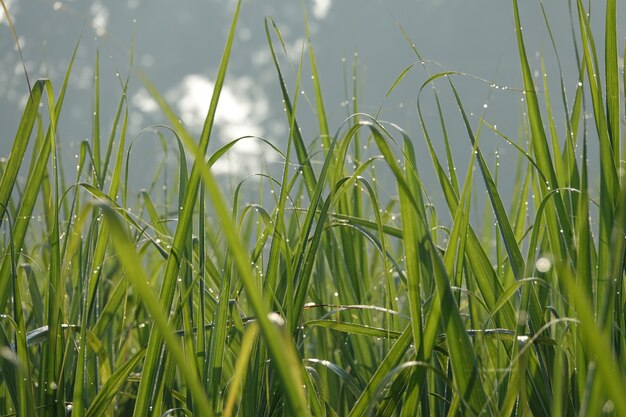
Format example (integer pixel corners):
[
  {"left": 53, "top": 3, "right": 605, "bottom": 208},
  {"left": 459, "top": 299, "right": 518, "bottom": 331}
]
[
  {"left": 397, "top": 135, "right": 428, "bottom": 403},
  {"left": 0, "top": 127, "right": 50, "bottom": 313},
  {"left": 133, "top": 2, "right": 241, "bottom": 414},
  {"left": 223, "top": 323, "right": 259, "bottom": 417},
  {"left": 75, "top": 82, "right": 131, "bottom": 417},
  {"left": 0, "top": 81, "right": 43, "bottom": 229},
  {"left": 85, "top": 348, "right": 146, "bottom": 417},
  {"left": 540, "top": 57, "right": 567, "bottom": 190},
  {"left": 14, "top": 261, "right": 37, "bottom": 416},
  {"left": 99, "top": 204, "right": 212, "bottom": 415},
  {"left": 205, "top": 190, "right": 236, "bottom": 411},
  {"left": 197, "top": 135, "right": 312, "bottom": 417},
  {"left": 539, "top": 3, "right": 583, "bottom": 210},
  {"left": 347, "top": 325, "right": 412, "bottom": 417},
  {"left": 556, "top": 262, "right": 626, "bottom": 414},
  {"left": 101, "top": 52, "right": 133, "bottom": 190},
  {"left": 0, "top": 35, "right": 79, "bottom": 311}
]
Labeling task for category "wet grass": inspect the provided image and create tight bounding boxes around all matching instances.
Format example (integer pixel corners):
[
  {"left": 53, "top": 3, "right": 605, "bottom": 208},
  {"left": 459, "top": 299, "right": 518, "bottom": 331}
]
[{"left": 0, "top": 0, "right": 625, "bottom": 416}]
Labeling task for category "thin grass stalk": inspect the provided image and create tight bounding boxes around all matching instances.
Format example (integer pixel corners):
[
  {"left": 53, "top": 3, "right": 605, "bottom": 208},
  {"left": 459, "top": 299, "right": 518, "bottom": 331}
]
[{"left": 92, "top": 53, "right": 101, "bottom": 185}]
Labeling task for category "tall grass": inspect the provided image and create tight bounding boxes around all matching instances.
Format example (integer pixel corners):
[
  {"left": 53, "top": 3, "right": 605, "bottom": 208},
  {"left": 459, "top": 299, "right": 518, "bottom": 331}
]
[{"left": 0, "top": 0, "right": 625, "bottom": 416}]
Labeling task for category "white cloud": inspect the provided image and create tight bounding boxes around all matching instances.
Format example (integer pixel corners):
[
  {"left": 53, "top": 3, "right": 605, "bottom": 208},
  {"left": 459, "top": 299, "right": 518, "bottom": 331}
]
[
  {"left": 160, "top": 73, "right": 274, "bottom": 175},
  {"left": 132, "top": 88, "right": 158, "bottom": 113},
  {"left": 90, "top": 1, "right": 109, "bottom": 37},
  {"left": 166, "top": 74, "right": 269, "bottom": 139},
  {"left": 0, "top": 0, "right": 17, "bottom": 25},
  {"left": 312, "top": 0, "right": 331, "bottom": 20}
]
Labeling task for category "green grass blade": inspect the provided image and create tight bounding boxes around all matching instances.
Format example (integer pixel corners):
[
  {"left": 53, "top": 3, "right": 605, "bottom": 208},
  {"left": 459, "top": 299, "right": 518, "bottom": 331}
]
[
  {"left": 604, "top": 0, "right": 619, "bottom": 161},
  {"left": 347, "top": 325, "right": 412, "bottom": 416},
  {"left": 93, "top": 52, "right": 101, "bottom": 184},
  {"left": 133, "top": 2, "right": 241, "bottom": 415},
  {"left": 100, "top": 204, "right": 212, "bottom": 416},
  {"left": 369, "top": 123, "right": 490, "bottom": 414},
  {"left": 447, "top": 76, "right": 526, "bottom": 280},
  {"left": 304, "top": 7, "right": 330, "bottom": 149},
  {"left": 265, "top": 18, "right": 317, "bottom": 196},
  {"left": 85, "top": 349, "right": 146, "bottom": 417},
  {"left": 304, "top": 320, "right": 402, "bottom": 339},
  {"left": 575, "top": 0, "right": 619, "bottom": 331},
  {"left": 0, "top": 81, "right": 43, "bottom": 229}
]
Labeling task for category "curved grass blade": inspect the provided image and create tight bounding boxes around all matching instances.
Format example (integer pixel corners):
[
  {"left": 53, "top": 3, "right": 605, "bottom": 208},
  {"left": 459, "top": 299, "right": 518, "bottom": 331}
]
[
  {"left": 304, "top": 320, "right": 402, "bottom": 339},
  {"left": 99, "top": 203, "right": 212, "bottom": 415},
  {"left": 133, "top": 3, "right": 241, "bottom": 414},
  {"left": 369, "top": 122, "right": 490, "bottom": 414},
  {"left": 265, "top": 18, "right": 317, "bottom": 196},
  {"left": 85, "top": 348, "right": 146, "bottom": 417},
  {"left": 0, "top": 81, "right": 43, "bottom": 229}
]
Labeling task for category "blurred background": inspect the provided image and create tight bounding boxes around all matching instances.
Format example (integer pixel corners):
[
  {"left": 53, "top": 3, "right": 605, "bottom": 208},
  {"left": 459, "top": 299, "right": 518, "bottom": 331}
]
[{"left": 0, "top": 0, "right": 622, "bottom": 198}]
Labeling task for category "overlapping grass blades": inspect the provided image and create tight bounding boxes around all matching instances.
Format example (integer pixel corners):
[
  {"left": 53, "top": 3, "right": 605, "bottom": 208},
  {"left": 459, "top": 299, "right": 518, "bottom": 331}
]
[{"left": 1, "top": 0, "right": 626, "bottom": 415}]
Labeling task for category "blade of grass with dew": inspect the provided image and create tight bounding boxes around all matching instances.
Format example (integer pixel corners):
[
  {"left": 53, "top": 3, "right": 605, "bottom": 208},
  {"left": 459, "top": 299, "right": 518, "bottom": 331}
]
[
  {"left": 397, "top": 134, "right": 429, "bottom": 410},
  {"left": 14, "top": 257, "right": 37, "bottom": 416},
  {"left": 347, "top": 325, "right": 412, "bottom": 417},
  {"left": 512, "top": 0, "right": 575, "bottom": 272},
  {"left": 264, "top": 34, "right": 304, "bottom": 333},
  {"left": 577, "top": 0, "right": 621, "bottom": 328},
  {"left": 0, "top": 82, "right": 43, "bottom": 230},
  {"left": 539, "top": 3, "right": 582, "bottom": 206},
  {"left": 205, "top": 185, "right": 237, "bottom": 412},
  {"left": 303, "top": 5, "right": 330, "bottom": 150},
  {"left": 575, "top": 0, "right": 620, "bottom": 339},
  {"left": 92, "top": 52, "right": 102, "bottom": 185},
  {"left": 417, "top": 75, "right": 516, "bottom": 329},
  {"left": 84, "top": 348, "right": 146, "bottom": 417},
  {"left": 447, "top": 76, "right": 526, "bottom": 281},
  {"left": 223, "top": 323, "right": 259, "bottom": 417},
  {"left": 266, "top": 18, "right": 317, "bottom": 196},
  {"left": 133, "top": 2, "right": 240, "bottom": 415},
  {"left": 0, "top": 34, "right": 78, "bottom": 309},
  {"left": 369, "top": 123, "right": 490, "bottom": 413},
  {"left": 197, "top": 129, "right": 314, "bottom": 417},
  {"left": 574, "top": 135, "right": 591, "bottom": 415},
  {"left": 98, "top": 203, "right": 212, "bottom": 416},
  {"left": 604, "top": 0, "right": 619, "bottom": 162},
  {"left": 29, "top": 80, "right": 65, "bottom": 417},
  {"left": 304, "top": 320, "right": 402, "bottom": 339},
  {"left": 557, "top": 262, "right": 626, "bottom": 414},
  {"left": 74, "top": 68, "right": 132, "bottom": 417}
]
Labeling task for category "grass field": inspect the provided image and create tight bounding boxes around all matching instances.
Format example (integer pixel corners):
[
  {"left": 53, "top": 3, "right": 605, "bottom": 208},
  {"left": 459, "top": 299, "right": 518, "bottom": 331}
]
[{"left": 1, "top": 0, "right": 625, "bottom": 416}]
